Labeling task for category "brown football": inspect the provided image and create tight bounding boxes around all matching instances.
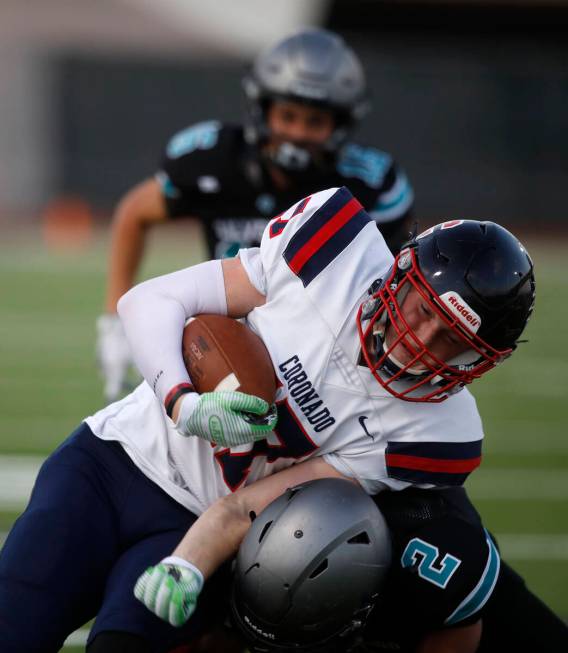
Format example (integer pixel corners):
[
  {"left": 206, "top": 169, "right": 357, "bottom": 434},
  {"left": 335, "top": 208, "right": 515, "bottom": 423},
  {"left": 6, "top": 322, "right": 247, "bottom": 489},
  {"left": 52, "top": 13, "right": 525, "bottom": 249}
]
[{"left": 182, "top": 314, "right": 277, "bottom": 405}]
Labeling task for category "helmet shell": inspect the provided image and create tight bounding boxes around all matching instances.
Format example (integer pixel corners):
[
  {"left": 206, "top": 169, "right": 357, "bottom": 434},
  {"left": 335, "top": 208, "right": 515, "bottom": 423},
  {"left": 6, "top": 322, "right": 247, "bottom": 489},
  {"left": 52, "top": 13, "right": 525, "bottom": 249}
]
[
  {"left": 231, "top": 478, "right": 391, "bottom": 651},
  {"left": 356, "top": 219, "right": 536, "bottom": 402},
  {"left": 248, "top": 28, "right": 367, "bottom": 115},
  {"left": 415, "top": 220, "right": 535, "bottom": 350},
  {"left": 243, "top": 28, "right": 369, "bottom": 149}
]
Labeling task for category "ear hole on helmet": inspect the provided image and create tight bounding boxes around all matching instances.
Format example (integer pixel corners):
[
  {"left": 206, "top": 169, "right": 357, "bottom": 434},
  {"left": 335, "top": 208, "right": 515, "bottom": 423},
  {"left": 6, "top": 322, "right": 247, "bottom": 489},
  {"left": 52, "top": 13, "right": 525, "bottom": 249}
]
[
  {"left": 258, "top": 521, "right": 273, "bottom": 543},
  {"left": 309, "top": 559, "right": 329, "bottom": 579},
  {"left": 347, "top": 531, "right": 371, "bottom": 545}
]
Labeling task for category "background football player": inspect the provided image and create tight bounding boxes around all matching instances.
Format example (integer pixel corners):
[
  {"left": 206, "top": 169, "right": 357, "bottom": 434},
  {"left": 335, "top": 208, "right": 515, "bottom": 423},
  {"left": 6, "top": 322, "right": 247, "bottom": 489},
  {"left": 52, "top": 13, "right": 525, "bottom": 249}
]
[{"left": 97, "top": 27, "right": 415, "bottom": 402}]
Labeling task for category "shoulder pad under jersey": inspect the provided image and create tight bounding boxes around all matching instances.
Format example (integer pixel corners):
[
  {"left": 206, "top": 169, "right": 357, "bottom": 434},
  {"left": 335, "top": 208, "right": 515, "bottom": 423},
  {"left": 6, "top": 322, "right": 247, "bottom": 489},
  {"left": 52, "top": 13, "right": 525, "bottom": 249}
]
[{"left": 260, "top": 186, "right": 374, "bottom": 288}]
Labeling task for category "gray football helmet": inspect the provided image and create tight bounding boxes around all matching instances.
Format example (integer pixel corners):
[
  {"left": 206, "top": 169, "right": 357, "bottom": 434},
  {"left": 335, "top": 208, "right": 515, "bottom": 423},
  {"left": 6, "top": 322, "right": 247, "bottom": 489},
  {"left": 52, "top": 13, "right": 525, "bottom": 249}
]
[
  {"left": 243, "top": 28, "right": 370, "bottom": 170},
  {"left": 231, "top": 478, "right": 392, "bottom": 652}
]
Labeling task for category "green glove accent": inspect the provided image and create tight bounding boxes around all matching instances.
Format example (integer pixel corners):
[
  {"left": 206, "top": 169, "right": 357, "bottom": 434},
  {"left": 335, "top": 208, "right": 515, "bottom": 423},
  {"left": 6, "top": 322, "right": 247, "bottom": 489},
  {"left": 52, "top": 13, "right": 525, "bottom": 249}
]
[
  {"left": 134, "top": 561, "right": 203, "bottom": 627},
  {"left": 178, "top": 391, "right": 278, "bottom": 447}
]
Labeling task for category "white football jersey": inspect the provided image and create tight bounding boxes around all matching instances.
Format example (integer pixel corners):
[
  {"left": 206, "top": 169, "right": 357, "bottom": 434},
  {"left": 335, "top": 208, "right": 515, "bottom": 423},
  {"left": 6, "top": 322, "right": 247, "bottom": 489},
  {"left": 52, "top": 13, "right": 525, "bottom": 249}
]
[{"left": 86, "top": 187, "right": 483, "bottom": 516}]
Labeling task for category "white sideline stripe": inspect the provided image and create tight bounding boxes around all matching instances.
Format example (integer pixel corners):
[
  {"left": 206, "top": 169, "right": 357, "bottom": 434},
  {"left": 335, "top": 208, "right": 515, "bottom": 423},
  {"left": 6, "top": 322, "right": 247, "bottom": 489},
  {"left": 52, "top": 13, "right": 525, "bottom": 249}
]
[
  {"left": 496, "top": 535, "right": 568, "bottom": 561},
  {"left": 0, "top": 455, "right": 45, "bottom": 509},
  {"left": 1, "top": 457, "right": 568, "bottom": 507},
  {"left": 2, "top": 531, "right": 567, "bottom": 560},
  {"left": 466, "top": 469, "right": 568, "bottom": 501},
  {"left": 64, "top": 629, "right": 89, "bottom": 646}
]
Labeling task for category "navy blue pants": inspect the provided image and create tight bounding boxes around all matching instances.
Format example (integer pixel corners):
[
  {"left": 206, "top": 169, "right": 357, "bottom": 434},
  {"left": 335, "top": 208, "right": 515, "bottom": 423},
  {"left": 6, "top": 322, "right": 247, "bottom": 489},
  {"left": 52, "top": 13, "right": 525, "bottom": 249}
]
[{"left": 0, "top": 424, "right": 229, "bottom": 653}]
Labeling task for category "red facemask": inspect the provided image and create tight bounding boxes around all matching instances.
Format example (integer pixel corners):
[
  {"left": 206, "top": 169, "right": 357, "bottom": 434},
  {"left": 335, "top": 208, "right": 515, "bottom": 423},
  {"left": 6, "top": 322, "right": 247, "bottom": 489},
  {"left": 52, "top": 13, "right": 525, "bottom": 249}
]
[{"left": 356, "top": 248, "right": 512, "bottom": 402}]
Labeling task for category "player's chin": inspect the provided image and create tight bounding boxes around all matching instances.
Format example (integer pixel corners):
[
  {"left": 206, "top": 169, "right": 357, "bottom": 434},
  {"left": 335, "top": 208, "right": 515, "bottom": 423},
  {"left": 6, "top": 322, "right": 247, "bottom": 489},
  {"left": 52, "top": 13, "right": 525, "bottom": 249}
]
[
  {"left": 387, "top": 345, "right": 419, "bottom": 369},
  {"left": 385, "top": 347, "right": 434, "bottom": 375}
]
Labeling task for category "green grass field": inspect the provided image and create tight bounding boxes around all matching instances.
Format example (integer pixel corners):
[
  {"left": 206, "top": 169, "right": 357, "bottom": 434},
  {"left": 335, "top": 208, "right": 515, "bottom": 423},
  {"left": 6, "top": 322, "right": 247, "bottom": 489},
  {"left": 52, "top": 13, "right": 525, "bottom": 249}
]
[{"left": 1, "top": 223, "right": 566, "bottom": 649}]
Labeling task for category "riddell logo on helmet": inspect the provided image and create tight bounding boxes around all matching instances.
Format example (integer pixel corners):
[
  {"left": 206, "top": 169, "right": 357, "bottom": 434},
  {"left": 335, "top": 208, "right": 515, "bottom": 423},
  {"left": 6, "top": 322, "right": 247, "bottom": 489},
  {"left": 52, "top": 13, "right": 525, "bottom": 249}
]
[
  {"left": 439, "top": 292, "right": 481, "bottom": 332},
  {"left": 244, "top": 615, "right": 276, "bottom": 640}
]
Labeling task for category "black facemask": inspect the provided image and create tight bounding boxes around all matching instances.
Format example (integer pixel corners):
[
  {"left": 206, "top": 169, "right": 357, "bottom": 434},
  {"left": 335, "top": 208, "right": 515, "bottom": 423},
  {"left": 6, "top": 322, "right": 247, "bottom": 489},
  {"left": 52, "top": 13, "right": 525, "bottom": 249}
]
[{"left": 264, "top": 140, "right": 335, "bottom": 184}]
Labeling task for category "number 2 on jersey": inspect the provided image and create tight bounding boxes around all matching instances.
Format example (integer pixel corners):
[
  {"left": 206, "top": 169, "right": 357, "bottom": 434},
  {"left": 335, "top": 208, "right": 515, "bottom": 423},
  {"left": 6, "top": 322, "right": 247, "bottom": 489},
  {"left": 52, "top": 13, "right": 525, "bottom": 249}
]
[{"left": 401, "top": 538, "right": 462, "bottom": 589}]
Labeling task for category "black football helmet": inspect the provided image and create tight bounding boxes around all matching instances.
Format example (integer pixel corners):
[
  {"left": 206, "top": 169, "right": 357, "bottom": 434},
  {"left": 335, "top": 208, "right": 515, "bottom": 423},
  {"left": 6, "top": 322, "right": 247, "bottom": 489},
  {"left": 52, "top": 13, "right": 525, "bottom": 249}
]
[
  {"left": 231, "top": 478, "right": 392, "bottom": 652},
  {"left": 357, "top": 219, "right": 536, "bottom": 402},
  {"left": 242, "top": 28, "right": 369, "bottom": 173}
]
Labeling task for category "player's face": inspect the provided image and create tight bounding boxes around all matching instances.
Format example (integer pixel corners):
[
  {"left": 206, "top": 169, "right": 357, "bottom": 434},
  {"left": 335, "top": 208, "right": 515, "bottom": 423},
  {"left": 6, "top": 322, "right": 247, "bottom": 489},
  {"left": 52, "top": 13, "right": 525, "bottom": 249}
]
[
  {"left": 266, "top": 100, "right": 335, "bottom": 149},
  {"left": 383, "top": 286, "right": 469, "bottom": 371}
]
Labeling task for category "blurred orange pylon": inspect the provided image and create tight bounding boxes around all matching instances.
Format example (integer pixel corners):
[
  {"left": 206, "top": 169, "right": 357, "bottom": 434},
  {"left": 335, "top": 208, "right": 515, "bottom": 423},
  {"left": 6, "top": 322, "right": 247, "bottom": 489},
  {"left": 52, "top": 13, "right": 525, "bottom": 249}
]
[{"left": 42, "top": 195, "right": 94, "bottom": 252}]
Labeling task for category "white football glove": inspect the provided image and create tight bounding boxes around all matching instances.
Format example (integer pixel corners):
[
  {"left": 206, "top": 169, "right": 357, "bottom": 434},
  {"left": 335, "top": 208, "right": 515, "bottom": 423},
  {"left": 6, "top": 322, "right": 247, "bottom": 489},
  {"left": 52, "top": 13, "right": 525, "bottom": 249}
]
[
  {"left": 96, "top": 313, "right": 140, "bottom": 402},
  {"left": 175, "top": 391, "right": 278, "bottom": 447},
  {"left": 134, "top": 556, "right": 204, "bottom": 627}
]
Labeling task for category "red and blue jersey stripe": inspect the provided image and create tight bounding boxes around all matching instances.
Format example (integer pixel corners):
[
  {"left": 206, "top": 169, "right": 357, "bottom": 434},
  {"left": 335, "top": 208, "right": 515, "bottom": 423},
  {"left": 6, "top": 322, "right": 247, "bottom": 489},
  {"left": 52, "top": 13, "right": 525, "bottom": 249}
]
[
  {"left": 283, "top": 187, "right": 371, "bottom": 286},
  {"left": 385, "top": 439, "right": 482, "bottom": 486}
]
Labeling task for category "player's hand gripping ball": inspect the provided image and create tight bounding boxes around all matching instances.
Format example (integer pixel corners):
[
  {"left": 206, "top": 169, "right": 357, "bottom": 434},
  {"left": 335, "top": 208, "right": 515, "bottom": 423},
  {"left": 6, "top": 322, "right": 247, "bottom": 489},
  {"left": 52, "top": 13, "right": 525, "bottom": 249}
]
[
  {"left": 176, "top": 315, "right": 278, "bottom": 446},
  {"left": 179, "top": 391, "right": 277, "bottom": 447}
]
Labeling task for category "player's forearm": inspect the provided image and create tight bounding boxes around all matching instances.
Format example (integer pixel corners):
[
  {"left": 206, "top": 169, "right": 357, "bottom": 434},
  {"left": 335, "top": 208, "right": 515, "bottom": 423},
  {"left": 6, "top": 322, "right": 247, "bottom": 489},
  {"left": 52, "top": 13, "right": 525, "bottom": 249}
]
[
  {"left": 117, "top": 257, "right": 265, "bottom": 406},
  {"left": 172, "top": 494, "right": 251, "bottom": 579},
  {"left": 172, "top": 457, "right": 350, "bottom": 579},
  {"left": 117, "top": 260, "right": 228, "bottom": 403}
]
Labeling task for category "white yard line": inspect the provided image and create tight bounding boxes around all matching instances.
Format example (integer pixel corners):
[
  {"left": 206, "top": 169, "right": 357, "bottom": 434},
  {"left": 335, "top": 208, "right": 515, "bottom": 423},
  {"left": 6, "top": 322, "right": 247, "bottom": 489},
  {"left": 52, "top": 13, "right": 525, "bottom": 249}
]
[
  {"left": 1, "top": 457, "right": 568, "bottom": 507},
  {"left": 466, "top": 469, "right": 568, "bottom": 501},
  {"left": 495, "top": 534, "right": 568, "bottom": 561},
  {"left": 4, "top": 530, "right": 565, "bottom": 561},
  {"left": 64, "top": 629, "right": 89, "bottom": 647},
  {"left": 0, "top": 455, "right": 45, "bottom": 510}
]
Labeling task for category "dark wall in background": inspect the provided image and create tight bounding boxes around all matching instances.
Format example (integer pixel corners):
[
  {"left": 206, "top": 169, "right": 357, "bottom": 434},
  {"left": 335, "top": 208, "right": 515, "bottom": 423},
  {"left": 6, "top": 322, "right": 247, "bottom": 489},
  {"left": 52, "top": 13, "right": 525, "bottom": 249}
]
[
  {"left": 56, "top": 6, "right": 568, "bottom": 225},
  {"left": 328, "top": 1, "right": 568, "bottom": 225},
  {"left": 351, "top": 36, "right": 568, "bottom": 223},
  {"left": 326, "top": 0, "right": 568, "bottom": 35},
  {"left": 56, "top": 57, "right": 244, "bottom": 206}
]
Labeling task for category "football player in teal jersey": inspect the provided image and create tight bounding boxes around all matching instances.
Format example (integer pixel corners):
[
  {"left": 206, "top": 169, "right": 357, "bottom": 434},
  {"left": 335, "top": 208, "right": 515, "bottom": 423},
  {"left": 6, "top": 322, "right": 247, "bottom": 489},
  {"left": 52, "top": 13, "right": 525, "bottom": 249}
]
[{"left": 97, "top": 28, "right": 414, "bottom": 402}]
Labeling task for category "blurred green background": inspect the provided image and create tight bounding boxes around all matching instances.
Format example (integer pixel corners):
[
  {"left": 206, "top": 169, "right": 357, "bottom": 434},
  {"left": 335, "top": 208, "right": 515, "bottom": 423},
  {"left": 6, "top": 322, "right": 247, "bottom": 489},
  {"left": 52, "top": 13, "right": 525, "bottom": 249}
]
[{"left": 0, "top": 224, "right": 566, "bottom": 651}]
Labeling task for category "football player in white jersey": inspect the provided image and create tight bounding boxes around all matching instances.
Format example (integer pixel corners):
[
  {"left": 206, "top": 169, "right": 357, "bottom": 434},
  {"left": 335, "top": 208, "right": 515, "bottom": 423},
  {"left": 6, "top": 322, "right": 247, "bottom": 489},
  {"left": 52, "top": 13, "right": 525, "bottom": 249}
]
[
  {"left": 0, "top": 188, "right": 534, "bottom": 653},
  {"left": 115, "top": 186, "right": 534, "bottom": 505},
  {"left": 123, "top": 187, "right": 533, "bottom": 638}
]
